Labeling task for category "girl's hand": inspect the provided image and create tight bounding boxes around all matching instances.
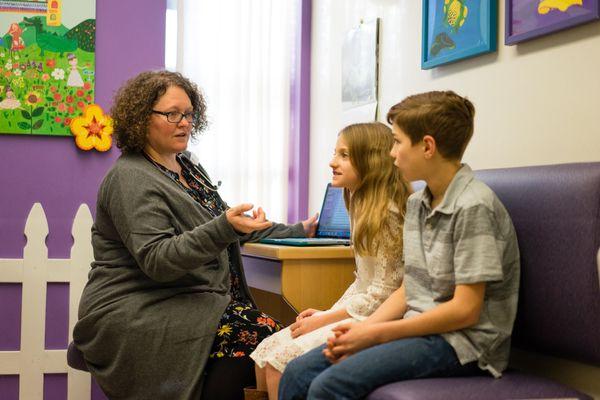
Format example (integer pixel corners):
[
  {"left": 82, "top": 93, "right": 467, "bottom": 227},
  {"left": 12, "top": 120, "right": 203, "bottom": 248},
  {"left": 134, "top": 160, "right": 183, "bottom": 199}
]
[
  {"left": 289, "top": 313, "right": 329, "bottom": 338},
  {"left": 296, "top": 308, "right": 321, "bottom": 321},
  {"left": 324, "top": 322, "right": 381, "bottom": 363},
  {"left": 226, "top": 204, "right": 272, "bottom": 234},
  {"left": 301, "top": 213, "right": 319, "bottom": 237}
]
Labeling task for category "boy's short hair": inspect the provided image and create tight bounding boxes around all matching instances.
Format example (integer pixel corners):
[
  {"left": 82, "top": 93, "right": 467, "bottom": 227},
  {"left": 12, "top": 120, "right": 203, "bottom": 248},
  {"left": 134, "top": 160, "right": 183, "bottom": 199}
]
[{"left": 387, "top": 91, "right": 475, "bottom": 161}]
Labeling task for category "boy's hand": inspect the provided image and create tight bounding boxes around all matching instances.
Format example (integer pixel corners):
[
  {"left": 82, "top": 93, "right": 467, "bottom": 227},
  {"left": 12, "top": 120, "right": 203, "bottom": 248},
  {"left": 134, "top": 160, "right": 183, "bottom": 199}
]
[
  {"left": 324, "top": 322, "right": 380, "bottom": 363},
  {"left": 289, "top": 313, "right": 328, "bottom": 338},
  {"left": 301, "top": 213, "right": 319, "bottom": 237}
]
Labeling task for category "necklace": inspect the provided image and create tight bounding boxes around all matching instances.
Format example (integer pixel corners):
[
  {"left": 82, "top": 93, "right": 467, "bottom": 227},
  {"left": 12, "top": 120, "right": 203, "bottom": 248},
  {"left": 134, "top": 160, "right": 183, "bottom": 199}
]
[
  {"left": 143, "top": 152, "right": 221, "bottom": 192},
  {"left": 178, "top": 154, "right": 222, "bottom": 192}
]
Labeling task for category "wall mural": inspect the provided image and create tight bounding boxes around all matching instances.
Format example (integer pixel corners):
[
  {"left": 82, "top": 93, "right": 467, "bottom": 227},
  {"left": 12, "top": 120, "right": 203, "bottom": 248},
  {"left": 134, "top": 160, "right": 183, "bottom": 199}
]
[
  {"left": 506, "top": 0, "right": 599, "bottom": 44},
  {"left": 421, "top": 0, "right": 497, "bottom": 69},
  {"left": 0, "top": 0, "right": 96, "bottom": 136}
]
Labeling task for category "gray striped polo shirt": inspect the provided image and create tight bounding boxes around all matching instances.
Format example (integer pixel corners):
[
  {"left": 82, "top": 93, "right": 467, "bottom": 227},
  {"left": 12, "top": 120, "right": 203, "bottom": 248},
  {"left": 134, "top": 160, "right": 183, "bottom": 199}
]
[{"left": 403, "top": 164, "right": 520, "bottom": 377}]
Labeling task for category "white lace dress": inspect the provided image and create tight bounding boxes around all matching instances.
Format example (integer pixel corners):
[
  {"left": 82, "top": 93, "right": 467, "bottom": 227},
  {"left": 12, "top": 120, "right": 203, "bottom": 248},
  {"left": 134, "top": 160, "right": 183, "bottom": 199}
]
[{"left": 250, "top": 207, "right": 404, "bottom": 372}]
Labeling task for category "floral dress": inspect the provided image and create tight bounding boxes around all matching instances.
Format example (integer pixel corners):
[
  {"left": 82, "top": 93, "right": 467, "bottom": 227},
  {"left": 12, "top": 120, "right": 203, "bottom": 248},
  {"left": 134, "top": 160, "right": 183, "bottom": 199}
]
[{"left": 145, "top": 153, "right": 283, "bottom": 359}]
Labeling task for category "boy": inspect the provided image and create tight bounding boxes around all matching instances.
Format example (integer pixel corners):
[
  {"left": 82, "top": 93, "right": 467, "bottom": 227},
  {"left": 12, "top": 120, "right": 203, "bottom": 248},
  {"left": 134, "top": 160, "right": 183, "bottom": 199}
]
[{"left": 278, "top": 91, "right": 520, "bottom": 400}]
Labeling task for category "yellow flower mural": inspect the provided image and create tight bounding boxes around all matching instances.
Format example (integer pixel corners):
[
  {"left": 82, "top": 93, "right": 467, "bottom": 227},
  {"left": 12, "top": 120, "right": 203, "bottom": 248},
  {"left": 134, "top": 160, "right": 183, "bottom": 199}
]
[{"left": 70, "top": 104, "right": 113, "bottom": 152}]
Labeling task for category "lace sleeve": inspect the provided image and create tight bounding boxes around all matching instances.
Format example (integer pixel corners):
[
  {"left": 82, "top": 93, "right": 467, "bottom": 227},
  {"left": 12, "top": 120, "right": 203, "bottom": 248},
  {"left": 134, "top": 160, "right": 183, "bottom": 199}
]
[
  {"left": 330, "top": 277, "right": 359, "bottom": 310},
  {"left": 344, "top": 209, "right": 405, "bottom": 319}
]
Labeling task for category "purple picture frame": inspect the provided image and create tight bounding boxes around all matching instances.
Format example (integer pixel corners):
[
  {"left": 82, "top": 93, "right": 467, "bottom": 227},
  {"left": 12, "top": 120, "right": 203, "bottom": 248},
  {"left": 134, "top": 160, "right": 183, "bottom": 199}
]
[{"left": 506, "top": 0, "right": 599, "bottom": 45}]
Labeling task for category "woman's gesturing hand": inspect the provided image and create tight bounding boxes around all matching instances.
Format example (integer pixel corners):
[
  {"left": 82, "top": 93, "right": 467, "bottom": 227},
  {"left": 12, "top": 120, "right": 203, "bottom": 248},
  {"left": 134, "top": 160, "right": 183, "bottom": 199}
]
[
  {"left": 302, "top": 213, "right": 319, "bottom": 237},
  {"left": 226, "top": 203, "right": 273, "bottom": 234}
]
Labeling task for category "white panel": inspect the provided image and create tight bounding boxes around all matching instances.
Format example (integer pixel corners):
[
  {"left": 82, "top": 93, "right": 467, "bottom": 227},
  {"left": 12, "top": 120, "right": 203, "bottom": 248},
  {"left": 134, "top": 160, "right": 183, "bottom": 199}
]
[
  {"left": 68, "top": 204, "right": 93, "bottom": 400},
  {"left": 0, "top": 203, "right": 94, "bottom": 400},
  {"left": 0, "top": 259, "right": 24, "bottom": 282},
  {"left": 20, "top": 203, "right": 48, "bottom": 399},
  {"left": 0, "top": 352, "right": 20, "bottom": 374}
]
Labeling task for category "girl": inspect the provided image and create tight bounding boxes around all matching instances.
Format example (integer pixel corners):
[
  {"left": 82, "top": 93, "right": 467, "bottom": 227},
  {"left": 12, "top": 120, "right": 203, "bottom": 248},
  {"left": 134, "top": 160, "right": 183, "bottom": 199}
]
[
  {"left": 66, "top": 53, "right": 84, "bottom": 87},
  {"left": 248, "top": 122, "right": 412, "bottom": 400}
]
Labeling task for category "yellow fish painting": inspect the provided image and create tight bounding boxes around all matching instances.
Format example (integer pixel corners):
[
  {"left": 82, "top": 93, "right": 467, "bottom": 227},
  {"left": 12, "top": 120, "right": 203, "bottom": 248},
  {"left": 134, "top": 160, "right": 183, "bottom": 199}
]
[
  {"left": 538, "top": 0, "right": 583, "bottom": 14},
  {"left": 444, "top": 0, "right": 469, "bottom": 33}
]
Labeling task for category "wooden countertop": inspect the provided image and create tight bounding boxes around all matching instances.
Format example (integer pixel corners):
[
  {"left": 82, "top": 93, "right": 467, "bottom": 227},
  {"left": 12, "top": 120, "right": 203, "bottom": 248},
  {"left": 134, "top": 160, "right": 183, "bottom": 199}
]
[{"left": 242, "top": 243, "right": 354, "bottom": 260}]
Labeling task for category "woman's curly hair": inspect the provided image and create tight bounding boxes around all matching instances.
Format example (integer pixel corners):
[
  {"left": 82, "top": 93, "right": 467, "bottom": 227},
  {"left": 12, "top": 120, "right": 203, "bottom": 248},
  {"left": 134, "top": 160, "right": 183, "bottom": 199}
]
[{"left": 111, "top": 70, "right": 208, "bottom": 154}]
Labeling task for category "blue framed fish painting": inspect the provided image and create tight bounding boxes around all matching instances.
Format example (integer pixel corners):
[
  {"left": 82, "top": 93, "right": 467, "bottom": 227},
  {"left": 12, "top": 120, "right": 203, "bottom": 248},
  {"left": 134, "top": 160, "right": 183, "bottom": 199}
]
[{"left": 421, "top": 0, "right": 497, "bottom": 69}]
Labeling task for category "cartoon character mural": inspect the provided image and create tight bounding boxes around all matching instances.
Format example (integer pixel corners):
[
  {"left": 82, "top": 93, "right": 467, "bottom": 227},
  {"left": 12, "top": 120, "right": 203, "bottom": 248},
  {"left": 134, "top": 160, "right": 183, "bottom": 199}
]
[
  {"left": 6, "top": 22, "right": 25, "bottom": 54},
  {"left": 0, "top": 0, "right": 96, "bottom": 136},
  {"left": 0, "top": 85, "right": 21, "bottom": 110},
  {"left": 66, "top": 53, "right": 83, "bottom": 87}
]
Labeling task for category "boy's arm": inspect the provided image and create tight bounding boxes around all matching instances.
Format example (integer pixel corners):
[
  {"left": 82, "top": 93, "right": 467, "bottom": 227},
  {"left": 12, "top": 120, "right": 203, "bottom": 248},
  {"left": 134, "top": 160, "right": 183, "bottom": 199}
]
[
  {"left": 363, "top": 284, "right": 408, "bottom": 324},
  {"left": 374, "top": 282, "right": 485, "bottom": 342},
  {"left": 327, "top": 283, "right": 485, "bottom": 361},
  {"left": 329, "top": 202, "right": 504, "bottom": 360}
]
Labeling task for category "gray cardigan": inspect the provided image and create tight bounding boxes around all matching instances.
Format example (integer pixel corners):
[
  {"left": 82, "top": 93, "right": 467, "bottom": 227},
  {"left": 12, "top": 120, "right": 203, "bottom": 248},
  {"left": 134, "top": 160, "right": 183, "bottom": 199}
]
[{"left": 73, "top": 153, "right": 304, "bottom": 399}]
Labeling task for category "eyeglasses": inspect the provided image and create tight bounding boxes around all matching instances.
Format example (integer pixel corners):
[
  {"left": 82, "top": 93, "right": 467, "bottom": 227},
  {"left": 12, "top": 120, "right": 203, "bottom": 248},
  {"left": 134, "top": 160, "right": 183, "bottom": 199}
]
[{"left": 152, "top": 110, "right": 195, "bottom": 124}]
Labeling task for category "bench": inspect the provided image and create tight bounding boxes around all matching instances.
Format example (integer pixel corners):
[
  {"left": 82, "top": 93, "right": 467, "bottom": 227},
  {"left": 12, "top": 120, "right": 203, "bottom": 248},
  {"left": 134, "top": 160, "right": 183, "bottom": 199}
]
[{"left": 368, "top": 162, "right": 600, "bottom": 400}]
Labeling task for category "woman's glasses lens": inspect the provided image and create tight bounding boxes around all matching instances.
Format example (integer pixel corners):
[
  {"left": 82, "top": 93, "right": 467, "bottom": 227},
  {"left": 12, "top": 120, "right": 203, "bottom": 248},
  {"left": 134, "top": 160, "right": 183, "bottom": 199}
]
[{"left": 166, "top": 112, "right": 194, "bottom": 123}]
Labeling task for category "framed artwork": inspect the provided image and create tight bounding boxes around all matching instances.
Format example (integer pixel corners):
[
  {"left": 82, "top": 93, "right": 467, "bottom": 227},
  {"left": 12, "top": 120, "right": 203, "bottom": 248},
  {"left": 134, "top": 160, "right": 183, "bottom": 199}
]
[
  {"left": 421, "top": 0, "right": 497, "bottom": 69},
  {"left": 506, "top": 0, "right": 599, "bottom": 45},
  {"left": 342, "top": 19, "right": 378, "bottom": 111},
  {"left": 341, "top": 19, "right": 379, "bottom": 124},
  {"left": 0, "top": 0, "right": 96, "bottom": 136}
]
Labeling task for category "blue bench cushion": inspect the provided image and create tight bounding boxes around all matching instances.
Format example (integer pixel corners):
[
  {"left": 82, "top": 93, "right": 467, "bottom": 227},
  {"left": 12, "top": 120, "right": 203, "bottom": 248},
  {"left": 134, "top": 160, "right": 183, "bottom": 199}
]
[{"left": 367, "top": 370, "right": 593, "bottom": 400}]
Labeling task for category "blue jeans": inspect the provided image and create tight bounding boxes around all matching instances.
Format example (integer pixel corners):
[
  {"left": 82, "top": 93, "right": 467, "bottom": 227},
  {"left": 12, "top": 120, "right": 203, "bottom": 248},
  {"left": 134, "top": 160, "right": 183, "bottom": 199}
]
[{"left": 279, "top": 335, "right": 482, "bottom": 400}]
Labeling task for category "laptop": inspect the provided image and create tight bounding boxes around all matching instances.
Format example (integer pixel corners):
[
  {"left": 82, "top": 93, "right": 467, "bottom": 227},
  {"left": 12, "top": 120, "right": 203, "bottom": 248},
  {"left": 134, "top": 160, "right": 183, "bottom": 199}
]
[{"left": 260, "top": 184, "right": 351, "bottom": 246}]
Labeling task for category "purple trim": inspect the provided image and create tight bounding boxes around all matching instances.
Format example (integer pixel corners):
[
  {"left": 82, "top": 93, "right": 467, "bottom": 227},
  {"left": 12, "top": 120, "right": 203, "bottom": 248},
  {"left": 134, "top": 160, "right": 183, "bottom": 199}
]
[
  {"left": 0, "top": 375, "right": 19, "bottom": 400},
  {"left": 43, "top": 374, "right": 67, "bottom": 400},
  {"left": 92, "top": 378, "right": 109, "bottom": 400},
  {"left": 0, "top": 0, "right": 166, "bottom": 258},
  {"left": 506, "top": 0, "right": 599, "bottom": 45},
  {"left": 0, "top": 283, "right": 22, "bottom": 350},
  {"left": 287, "top": 0, "right": 312, "bottom": 223},
  {"left": 44, "top": 283, "right": 69, "bottom": 350}
]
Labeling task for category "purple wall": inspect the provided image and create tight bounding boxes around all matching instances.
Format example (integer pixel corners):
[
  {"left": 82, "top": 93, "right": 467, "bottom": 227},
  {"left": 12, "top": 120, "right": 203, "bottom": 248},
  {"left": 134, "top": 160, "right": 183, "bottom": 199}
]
[
  {"left": 0, "top": 284, "right": 21, "bottom": 350},
  {"left": 0, "top": 0, "right": 166, "bottom": 259},
  {"left": 0, "top": 1, "right": 166, "bottom": 399},
  {"left": 287, "top": 0, "right": 311, "bottom": 223}
]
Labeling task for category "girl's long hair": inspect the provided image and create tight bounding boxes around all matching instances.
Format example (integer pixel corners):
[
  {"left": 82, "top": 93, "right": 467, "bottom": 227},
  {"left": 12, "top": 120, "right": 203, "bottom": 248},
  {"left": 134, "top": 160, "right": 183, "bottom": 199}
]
[{"left": 341, "top": 122, "right": 412, "bottom": 257}]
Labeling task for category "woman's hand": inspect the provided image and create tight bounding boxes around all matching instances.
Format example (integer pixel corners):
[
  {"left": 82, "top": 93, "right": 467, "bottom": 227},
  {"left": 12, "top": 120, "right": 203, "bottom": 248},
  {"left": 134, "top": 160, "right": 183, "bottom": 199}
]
[
  {"left": 289, "top": 313, "right": 330, "bottom": 338},
  {"left": 323, "top": 321, "right": 381, "bottom": 363},
  {"left": 226, "top": 203, "right": 273, "bottom": 234},
  {"left": 302, "top": 213, "right": 319, "bottom": 237},
  {"left": 296, "top": 308, "right": 321, "bottom": 321}
]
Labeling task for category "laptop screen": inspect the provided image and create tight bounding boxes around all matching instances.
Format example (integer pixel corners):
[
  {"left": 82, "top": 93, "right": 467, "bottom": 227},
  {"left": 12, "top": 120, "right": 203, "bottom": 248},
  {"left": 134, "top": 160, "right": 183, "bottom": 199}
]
[{"left": 316, "top": 184, "right": 351, "bottom": 239}]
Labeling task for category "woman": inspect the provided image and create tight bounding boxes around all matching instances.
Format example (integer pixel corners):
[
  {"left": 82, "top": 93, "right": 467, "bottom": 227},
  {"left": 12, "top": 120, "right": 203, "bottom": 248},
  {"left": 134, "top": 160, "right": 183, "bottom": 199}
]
[{"left": 73, "top": 71, "right": 314, "bottom": 400}]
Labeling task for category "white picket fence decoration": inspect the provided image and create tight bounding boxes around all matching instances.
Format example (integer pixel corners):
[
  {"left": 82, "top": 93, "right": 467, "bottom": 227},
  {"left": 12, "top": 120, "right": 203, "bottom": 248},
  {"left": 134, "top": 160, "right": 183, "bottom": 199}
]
[{"left": 0, "top": 203, "right": 93, "bottom": 400}]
